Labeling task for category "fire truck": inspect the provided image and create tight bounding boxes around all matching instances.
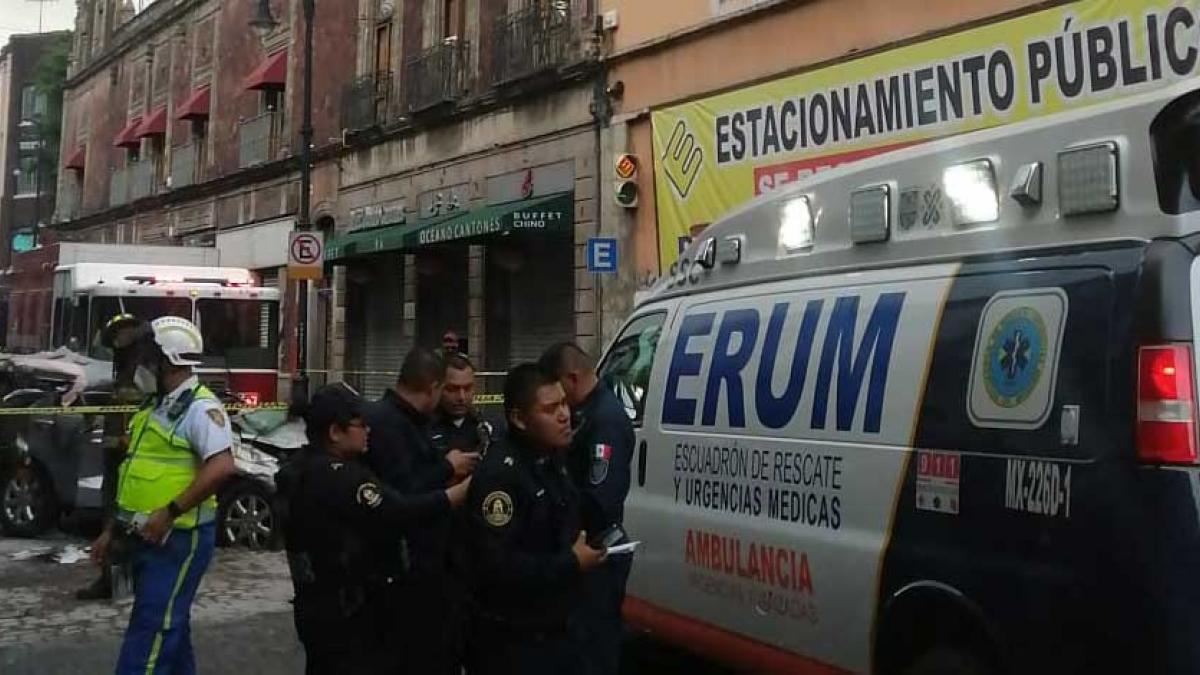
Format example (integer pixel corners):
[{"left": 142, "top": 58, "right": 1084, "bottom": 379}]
[{"left": 5, "top": 243, "right": 281, "bottom": 403}]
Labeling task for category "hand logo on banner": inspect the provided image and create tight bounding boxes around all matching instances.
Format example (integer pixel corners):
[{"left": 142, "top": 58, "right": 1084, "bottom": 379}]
[{"left": 662, "top": 120, "right": 705, "bottom": 201}]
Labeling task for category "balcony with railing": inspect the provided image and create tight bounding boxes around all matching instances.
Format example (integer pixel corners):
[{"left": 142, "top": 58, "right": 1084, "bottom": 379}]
[
  {"left": 14, "top": 170, "right": 38, "bottom": 196},
  {"left": 492, "top": 1, "right": 574, "bottom": 85},
  {"left": 405, "top": 41, "right": 468, "bottom": 114},
  {"left": 342, "top": 71, "right": 394, "bottom": 132},
  {"left": 239, "top": 111, "right": 281, "bottom": 168},
  {"left": 170, "top": 142, "right": 197, "bottom": 189},
  {"left": 109, "top": 165, "right": 129, "bottom": 207},
  {"left": 129, "top": 158, "right": 157, "bottom": 201}
]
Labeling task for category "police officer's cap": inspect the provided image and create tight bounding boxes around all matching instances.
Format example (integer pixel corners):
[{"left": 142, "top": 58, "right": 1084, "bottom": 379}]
[{"left": 298, "top": 383, "right": 364, "bottom": 446}]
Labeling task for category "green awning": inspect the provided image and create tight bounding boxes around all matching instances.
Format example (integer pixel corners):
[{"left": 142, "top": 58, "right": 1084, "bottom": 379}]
[
  {"left": 327, "top": 192, "right": 573, "bottom": 261},
  {"left": 403, "top": 192, "right": 573, "bottom": 248},
  {"left": 325, "top": 223, "right": 412, "bottom": 261}
]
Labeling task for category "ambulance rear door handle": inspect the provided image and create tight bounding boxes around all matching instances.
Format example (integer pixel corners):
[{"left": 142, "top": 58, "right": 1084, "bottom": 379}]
[{"left": 637, "top": 440, "right": 647, "bottom": 487}]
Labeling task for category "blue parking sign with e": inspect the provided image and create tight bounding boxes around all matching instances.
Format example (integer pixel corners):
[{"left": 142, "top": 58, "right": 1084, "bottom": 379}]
[{"left": 587, "top": 237, "right": 618, "bottom": 273}]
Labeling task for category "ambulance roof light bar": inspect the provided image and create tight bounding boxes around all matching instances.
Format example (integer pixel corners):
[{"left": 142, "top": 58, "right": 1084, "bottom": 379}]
[
  {"left": 778, "top": 196, "right": 815, "bottom": 253},
  {"left": 944, "top": 159, "right": 1000, "bottom": 226},
  {"left": 1059, "top": 142, "right": 1120, "bottom": 216}
]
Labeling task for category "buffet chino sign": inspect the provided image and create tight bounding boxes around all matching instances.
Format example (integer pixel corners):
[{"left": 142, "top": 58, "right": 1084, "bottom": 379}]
[{"left": 652, "top": 0, "right": 1200, "bottom": 269}]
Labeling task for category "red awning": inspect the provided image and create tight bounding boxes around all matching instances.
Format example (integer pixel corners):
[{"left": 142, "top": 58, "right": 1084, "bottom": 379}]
[
  {"left": 113, "top": 117, "right": 143, "bottom": 149},
  {"left": 136, "top": 106, "right": 167, "bottom": 138},
  {"left": 64, "top": 145, "right": 86, "bottom": 171},
  {"left": 176, "top": 86, "right": 211, "bottom": 120},
  {"left": 243, "top": 49, "right": 288, "bottom": 91}
]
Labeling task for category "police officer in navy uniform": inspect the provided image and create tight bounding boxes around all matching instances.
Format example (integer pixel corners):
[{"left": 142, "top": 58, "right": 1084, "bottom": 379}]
[
  {"left": 365, "top": 348, "right": 478, "bottom": 674},
  {"left": 464, "top": 363, "right": 605, "bottom": 675},
  {"left": 539, "top": 343, "right": 636, "bottom": 675},
  {"left": 428, "top": 353, "right": 500, "bottom": 458},
  {"left": 278, "top": 383, "right": 470, "bottom": 675}
]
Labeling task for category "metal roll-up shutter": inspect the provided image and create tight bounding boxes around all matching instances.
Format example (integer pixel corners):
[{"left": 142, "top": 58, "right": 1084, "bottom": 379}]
[
  {"left": 349, "top": 254, "right": 410, "bottom": 399},
  {"left": 506, "top": 234, "right": 574, "bottom": 366}
]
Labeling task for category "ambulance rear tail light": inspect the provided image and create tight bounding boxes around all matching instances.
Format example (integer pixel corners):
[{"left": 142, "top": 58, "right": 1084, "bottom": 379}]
[{"left": 1137, "top": 344, "right": 1198, "bottom": 465}]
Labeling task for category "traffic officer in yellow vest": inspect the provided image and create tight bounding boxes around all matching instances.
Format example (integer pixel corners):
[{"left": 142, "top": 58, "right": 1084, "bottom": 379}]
[{"left": 88, "top": 316, "right": 236, "bottom": 675}]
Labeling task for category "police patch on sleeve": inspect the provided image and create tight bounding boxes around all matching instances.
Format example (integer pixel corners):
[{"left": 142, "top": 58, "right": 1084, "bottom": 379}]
[
  {"left": 968, "top": 288, "right": 1067, "bottom": 430},
  {"left": 357, "top": 482, "right": 383, "bottom": 509},
  {"left": 206, "top": 407, "right": 227, "bottom": 428},
  {"left": 590, "top": 444, "right": 612, "bottom": 485},
  {"left": 482, "top": 491, "right": 514, "bottom": 527}
]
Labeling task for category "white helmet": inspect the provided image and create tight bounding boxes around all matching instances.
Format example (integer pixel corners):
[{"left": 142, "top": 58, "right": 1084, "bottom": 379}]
[{"left": 151, "top": 316, "right": 204, "bottom": 367}]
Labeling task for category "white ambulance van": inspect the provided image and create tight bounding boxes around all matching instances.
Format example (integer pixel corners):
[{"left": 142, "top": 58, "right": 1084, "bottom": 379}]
[{"left": 600, "top": 81, "right": 1200, "bottom": 674}]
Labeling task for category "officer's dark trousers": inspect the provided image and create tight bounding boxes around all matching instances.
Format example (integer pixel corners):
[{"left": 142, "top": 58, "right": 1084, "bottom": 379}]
[
  {"left": 294, "top": 588, "right": 384, "bottom": 675},
  {"left": 570, "top": 556, "right": 632, "bottom": 675},
  {"left": 391, "top": 568, "right": 463, "bottom": 675},
  {"left": 466, "top": 622, "right": 576, "bottom": 675}
]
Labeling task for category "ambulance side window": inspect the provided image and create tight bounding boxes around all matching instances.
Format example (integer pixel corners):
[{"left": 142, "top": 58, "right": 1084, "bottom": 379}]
[{"left": 598, "top": 312, "right": 667, "bottom": 426}]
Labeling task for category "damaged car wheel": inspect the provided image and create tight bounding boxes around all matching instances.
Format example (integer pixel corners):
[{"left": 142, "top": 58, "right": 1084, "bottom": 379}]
[
  {"left": 1, "top": 463, "right": 58, "bottom": 537},
  {"left": 217, "top": 480, "right": 280, "bottom": 550}
]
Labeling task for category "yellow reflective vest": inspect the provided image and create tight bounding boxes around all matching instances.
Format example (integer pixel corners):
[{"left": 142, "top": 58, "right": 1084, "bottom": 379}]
[{"left": 116, "top": 386, "right": 219, "bottom": 528}]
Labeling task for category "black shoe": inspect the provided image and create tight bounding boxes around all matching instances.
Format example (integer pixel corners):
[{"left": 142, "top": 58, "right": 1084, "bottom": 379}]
[{"left": 74, "top": 575, "right": 112, "bottom": 601}]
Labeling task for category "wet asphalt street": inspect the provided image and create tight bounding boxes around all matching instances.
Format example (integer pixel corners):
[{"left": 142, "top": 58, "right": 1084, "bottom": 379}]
[{"left": 0, "top": 532, "right": 731, "bottom": 674}]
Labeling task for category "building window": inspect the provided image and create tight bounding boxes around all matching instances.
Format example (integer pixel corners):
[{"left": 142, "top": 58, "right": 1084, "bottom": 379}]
[
  {"left": 375, "top": 21, "right": 392, "bottom": 76},
  {"left": 15, "top": 154, "right": 38, "bottom": 195},
  {"left": 20, "top": 86, "right": 46, "bottom": 122},
  {"left": 444, "top": 0, "right": 463, "bottom": 39},
  {"left": 261, "top": 89, "right": 282, "bottom": 114}
]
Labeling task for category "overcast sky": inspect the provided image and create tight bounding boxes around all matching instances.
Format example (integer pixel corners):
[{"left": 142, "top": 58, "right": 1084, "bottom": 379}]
[{"left": 0, "top": 0, "right": 77, "bottom": 47}]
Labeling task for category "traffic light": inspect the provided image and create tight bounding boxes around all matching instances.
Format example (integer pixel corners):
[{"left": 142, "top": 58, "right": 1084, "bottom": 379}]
[{"left": 614, "top": 153, "right": 639, "bottom": 209}]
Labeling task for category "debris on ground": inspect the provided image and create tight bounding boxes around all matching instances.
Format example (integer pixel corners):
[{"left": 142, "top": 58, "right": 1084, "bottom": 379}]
[{"left": 10, "top": 543, "right": 90, "bottom": 564}]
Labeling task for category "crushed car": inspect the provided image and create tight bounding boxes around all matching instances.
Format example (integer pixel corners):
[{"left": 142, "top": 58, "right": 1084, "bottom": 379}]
[{"left": 0, "top": 349, "right": 301, "bottom": 549}]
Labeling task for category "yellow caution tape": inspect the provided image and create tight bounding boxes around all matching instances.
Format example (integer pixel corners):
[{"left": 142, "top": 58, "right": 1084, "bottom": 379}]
[
  {"left": 0, "top": 403, "right": 291, "bottom": 417},
  {"left": 0, "top": 397, "right": 505, "bottom": 417}
]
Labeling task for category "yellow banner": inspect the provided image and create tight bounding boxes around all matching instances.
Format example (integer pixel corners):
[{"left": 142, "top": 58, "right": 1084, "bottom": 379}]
[{"left": 652, "top": 0, "right": 1200, "bottom": 269}]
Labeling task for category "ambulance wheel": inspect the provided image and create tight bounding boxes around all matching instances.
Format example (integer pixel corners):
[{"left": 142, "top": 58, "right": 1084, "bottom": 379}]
[
  {"left": 903, "top": 646, "right": 990, "bottom": 675},
  {"left": 217, "top": 480, "right": 280, "bottom": 550},
  {"left": 1, "top": 462, "right": 58, "bottom": 537}
]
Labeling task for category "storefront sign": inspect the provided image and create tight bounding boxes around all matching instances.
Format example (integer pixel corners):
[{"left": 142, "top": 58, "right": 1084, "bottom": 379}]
[
  {"left": 486, "top": 161, "right": 576, "bottom": 205},
  {"left": 418, "top": 185, "right": 470, "bottom": 220},
  {"left": 652, "top": 0, "right": 1200, "bottom": 269},
  {"left": 349, "top": 198, "right": 407, "bottom": 231},
  {"left": 408, "top": 192, "right": 574, "bottom": 247}
]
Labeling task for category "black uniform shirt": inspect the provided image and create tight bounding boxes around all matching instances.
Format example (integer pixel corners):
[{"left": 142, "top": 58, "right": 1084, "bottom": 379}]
[
  {"left": 569, "top": 383, "right": 636, "bottom": 533},
  {"left": 365, "top": 389, "right": 454, "bottom": 571},
  {"left": 429, "top": 410, "right": 487, "bottom": 455},
  {"left": 465, "top": 436, "right": 581, "bottom": 631},
  {"left": 278, "top": 449, "right": 450, "bottom": 589}
]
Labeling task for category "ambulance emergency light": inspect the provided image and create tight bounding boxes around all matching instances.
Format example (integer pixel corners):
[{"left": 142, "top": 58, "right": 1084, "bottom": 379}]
[
  {"left": 943, "top": 160, "right": 1000, "bottom": 226},
  {"left": 779, "top": 196, "right": 815, "bottom": 252},
  {"left": 1058, "top": 142, "right": 1120, "bottom": 216}
]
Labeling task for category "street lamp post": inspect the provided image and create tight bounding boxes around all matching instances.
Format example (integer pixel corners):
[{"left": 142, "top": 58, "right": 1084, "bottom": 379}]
[{"left": 252, "top": 0, "right": 314, "bottom": 402}]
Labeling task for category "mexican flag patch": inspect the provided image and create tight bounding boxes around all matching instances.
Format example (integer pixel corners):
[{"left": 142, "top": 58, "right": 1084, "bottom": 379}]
[{"left": 590, "top": 444, "right": 613, "bottom": 485}]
